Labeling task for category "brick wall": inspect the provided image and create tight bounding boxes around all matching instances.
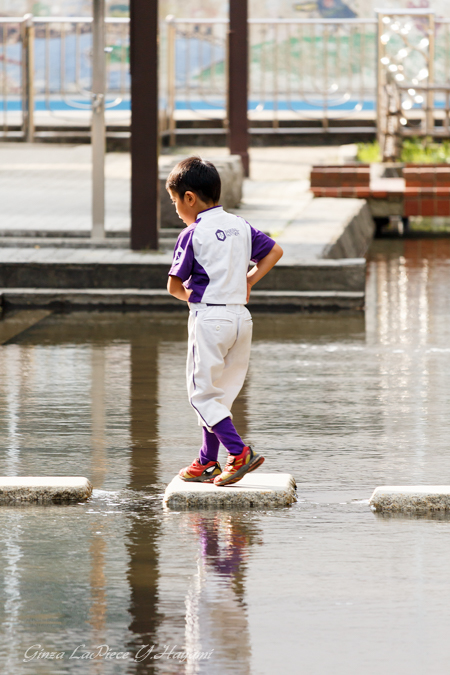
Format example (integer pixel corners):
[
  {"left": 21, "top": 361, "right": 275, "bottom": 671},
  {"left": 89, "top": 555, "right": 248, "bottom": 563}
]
[
  {"left": 404, "top": 164, "right": 450, "bottom": 217},
  {"left": 310, "top": 165, "right": 371, "bottom": 198}
]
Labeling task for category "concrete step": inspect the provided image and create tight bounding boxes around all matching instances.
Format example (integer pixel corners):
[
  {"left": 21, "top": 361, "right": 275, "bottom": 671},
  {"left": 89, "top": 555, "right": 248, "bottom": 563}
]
[
  {"left": 0, "top": 253, "right": 366, "bottom": 292},
  {"left": 0, "top": 228, "right": 181, "bottom": 239},
  {"left": 0, "top": 237, "right": 177, "bottom": 250},
  {"left": 0, "top": 289, "right": 365, "bottom": 312},
  {"left": 0, "top": 237, "right": 131, "bottom": 249}
]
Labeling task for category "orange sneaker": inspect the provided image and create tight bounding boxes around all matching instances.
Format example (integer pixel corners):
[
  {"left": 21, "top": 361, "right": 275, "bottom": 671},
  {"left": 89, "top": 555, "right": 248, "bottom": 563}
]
[
  {"left": 213, "top": 446, "right": 265, "bottom": 487},
  {"left": 179, "top": 458, "right": 222, "bottom": 483}
]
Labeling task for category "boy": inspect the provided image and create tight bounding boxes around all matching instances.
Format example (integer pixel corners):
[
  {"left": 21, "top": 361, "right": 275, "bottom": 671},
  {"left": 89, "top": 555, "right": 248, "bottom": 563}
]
[{"left": 166, "top": 157, "right": 283, "bottom": 487}]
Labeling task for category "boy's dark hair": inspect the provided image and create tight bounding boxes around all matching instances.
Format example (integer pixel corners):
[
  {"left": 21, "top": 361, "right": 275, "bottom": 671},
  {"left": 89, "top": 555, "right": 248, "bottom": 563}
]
[{"left": 166, "top": 156, "right": 221, "bottom": 204}]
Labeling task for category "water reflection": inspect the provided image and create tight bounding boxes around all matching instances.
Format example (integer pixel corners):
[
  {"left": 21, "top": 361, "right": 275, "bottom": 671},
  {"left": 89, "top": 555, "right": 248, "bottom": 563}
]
[
  {"left": 366, "top": 240, "right": 450, "bottom": 485},
  {"left": 182, "top": 513, "right": 259, "bottom": 675},
  {"left": 126, "top": 329, "right": 160, "bottom": 673},
  {"left": 2, "top": 511, "right": 24, "bottom": 674}
]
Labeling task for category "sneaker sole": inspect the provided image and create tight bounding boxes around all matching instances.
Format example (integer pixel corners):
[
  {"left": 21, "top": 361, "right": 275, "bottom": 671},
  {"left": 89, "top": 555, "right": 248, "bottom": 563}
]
[
  {"left": 215, "top": 454, "right": 265, "bottom": 487},
  {"left": 179, "top": 474, "right": 219, "bottom": 483}
]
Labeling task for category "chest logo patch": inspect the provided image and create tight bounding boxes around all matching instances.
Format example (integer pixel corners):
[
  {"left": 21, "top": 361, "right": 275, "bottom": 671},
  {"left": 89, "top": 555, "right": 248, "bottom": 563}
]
[{"left": 215, "top": 229, "right": 226, "bottom": 241}]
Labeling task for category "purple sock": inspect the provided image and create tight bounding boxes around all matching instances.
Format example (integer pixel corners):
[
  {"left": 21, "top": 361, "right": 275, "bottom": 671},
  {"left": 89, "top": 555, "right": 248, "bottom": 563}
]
[
  {"left": 211, "top": 417, "right": 245, "bottom": 455},
  {"left": 199, "top": 427, "right": 220, "bottom": 464}
]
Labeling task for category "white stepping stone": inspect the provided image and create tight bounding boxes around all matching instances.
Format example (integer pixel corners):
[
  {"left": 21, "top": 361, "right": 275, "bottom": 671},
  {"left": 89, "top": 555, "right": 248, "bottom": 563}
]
[
  {"left": 0, "top": 477, "right": 93, "bottom": 503},
  {"left": 164, "top": 473, "right": 297, "bottom": 509},
  {"left": 370, "top": 486, "right": 450, "bottom": 512}
]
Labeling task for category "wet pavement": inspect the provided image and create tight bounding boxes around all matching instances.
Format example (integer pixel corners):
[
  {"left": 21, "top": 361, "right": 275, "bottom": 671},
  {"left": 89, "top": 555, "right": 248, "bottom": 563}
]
[{"left": 1, "top": 238, "right": 450, "bottom": 674}]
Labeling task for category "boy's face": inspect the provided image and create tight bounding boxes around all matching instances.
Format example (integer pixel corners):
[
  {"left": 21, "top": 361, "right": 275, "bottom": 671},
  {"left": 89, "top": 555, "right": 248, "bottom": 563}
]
[{"left": 168, "top": 189, "right": 198, "bottom": 226}]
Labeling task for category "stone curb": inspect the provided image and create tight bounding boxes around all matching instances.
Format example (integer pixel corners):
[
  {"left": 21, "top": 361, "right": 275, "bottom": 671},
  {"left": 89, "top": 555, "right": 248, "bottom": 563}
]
[
  {"left": 0, "top": 477, "right": 93, "bottom": 503},
  {"left": 164, "top": 473, "right": 297, "bottom": 510},
  {"left": 370, "top": 486, "right": 450, "bottom": 512}
]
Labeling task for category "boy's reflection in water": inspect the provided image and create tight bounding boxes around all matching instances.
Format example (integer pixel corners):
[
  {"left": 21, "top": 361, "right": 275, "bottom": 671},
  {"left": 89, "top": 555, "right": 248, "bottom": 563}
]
[{"left": 183, "top": 512, "right": 262, "bottom": 674}]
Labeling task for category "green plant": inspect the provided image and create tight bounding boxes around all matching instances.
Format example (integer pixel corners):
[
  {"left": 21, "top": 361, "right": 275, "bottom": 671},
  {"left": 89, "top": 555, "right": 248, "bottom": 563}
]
[
  {"left": 400, "top": 137, "right": 450, "bottom": 164},
  {"left": 356, "top": 141, "right": 381, "bottom": 163}
]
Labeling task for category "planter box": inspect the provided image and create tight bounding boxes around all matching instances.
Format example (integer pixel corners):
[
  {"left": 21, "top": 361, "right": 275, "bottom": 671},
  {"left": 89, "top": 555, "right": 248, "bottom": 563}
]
[
  {"left": 404, "top": 164, "right": 450, "bottom": 217},
  {"left": 310, "top": 162, "right": 450, "bottom": 219}
]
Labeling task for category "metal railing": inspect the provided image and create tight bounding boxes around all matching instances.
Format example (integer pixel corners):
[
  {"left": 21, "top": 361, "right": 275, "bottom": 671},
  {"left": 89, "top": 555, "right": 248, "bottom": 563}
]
[
  {"left": 1, "top": 14, "right": 379, "bottom": 141},
  {"left": 0, "top": 16, "right": 23, "bottom": 138},
  {"left": 376, "top": 9, "right": 450, "bottom": 160},
  {"left": 3, "top": 14, "right": 450, "bottom": 143},
  {"left": 165, "top": 17, "right": 379, "bottom": 143},
  {"left": 0, "top": 14, "right": 130, "bottom": 140}
]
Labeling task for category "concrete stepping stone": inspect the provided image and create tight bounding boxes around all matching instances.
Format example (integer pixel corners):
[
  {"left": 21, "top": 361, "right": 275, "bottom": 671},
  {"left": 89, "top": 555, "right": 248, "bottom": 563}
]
[
  {"left": 0, "top": 477, "right": 93, "bottom": 503},
  {"left": 164, "top": 473, "right": 297, "bottom": 509},
  {"left": 370, "top": 486, "right": 450, "bottom": 512}
]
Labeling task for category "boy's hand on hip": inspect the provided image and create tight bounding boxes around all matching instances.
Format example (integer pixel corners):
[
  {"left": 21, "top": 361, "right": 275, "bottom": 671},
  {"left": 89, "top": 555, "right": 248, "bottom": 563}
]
[
  {"left": 167, "top": 275, "right": 193, "bottom": 303},
  {"left": 246, "top": 243, "right": 283, "bottom": 296}
]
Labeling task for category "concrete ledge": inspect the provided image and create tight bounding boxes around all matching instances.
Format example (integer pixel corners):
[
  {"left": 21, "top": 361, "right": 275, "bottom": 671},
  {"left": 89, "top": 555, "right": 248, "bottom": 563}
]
[
  {"left": 0, "top": 288, "right": 184, "bottom": 312},
  {"left": 0, "top": 309, "right": 51, "bottom": 344},
  {"left": 164, "top": 473, "right": 297, "bottom": 509},
  {"left": 258, "top": 258, "right": 366, "bottom": 292},
  {"left": 324, "top": 201, "right": 375, "bottom": 260},
  {"left": 249, "top": 290, "right": 364, "bottom": 311},
  {"left": 0, "top": 477, "right": 93, "bottom": 503},
  {"left": 277, "top": 198, "right": 374, "bottom": 261},
  {"left": 370, "top": 486, "right": 450, "bottom": 512},
  {"left": 0, "top": 237, "right": 132, "bottom": 249},
  {"left": 0, "top": 257, "right": 365, "bottom": 292},
  {"left": 0, "top": 289, "right": 365, "bottom": 312}
]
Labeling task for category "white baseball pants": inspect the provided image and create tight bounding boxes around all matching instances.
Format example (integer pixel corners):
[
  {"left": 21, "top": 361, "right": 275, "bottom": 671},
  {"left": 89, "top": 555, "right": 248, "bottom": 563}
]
[{"left": 186, "top": 303, "right": 253, "bottom": 430}]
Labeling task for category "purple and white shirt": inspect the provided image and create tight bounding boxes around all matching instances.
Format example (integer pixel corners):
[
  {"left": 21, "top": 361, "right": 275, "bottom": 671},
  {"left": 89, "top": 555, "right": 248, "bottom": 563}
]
[{"left": 168, "top": 206, "right": 275, "bottom": 304}]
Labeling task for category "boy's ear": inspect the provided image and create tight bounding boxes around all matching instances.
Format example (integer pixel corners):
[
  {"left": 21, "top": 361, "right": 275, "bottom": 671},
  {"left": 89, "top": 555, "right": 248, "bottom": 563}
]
[{"left": 184, "top": 190, "right": 197, "bottom": 205}]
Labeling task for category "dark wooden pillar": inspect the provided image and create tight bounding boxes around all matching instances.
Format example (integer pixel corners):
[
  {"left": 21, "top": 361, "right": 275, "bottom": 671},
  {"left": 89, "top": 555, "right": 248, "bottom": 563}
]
[
  {"left": 228, "top": 0, "right": 249, "bottom": 177},
  {"left": 130, "top": 0, "right": 159, "bottom": 250}
]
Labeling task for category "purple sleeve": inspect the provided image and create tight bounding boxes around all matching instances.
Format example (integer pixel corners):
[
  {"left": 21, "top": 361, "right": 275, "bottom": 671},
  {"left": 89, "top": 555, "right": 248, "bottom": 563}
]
[
  {"left": 250, "top": 225, "right": 275, "bottom": 263},
  {"left": 168, "top": 228, "right": 194, "bottom": 282}
]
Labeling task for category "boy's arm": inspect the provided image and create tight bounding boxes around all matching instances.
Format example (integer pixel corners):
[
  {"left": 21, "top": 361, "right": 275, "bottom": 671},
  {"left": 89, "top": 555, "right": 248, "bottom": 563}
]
[
  {"left": 167, "top": 275, "right": 192, "bottom": 302},
  {"left": 246, "top": 242, "right": 283, "bottom": 302}
]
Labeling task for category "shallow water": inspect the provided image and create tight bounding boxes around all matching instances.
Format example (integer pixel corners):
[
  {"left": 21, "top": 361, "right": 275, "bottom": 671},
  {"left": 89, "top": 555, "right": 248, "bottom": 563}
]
[{"left": 1, "top": 239, "right": 450, "bottom": 674}]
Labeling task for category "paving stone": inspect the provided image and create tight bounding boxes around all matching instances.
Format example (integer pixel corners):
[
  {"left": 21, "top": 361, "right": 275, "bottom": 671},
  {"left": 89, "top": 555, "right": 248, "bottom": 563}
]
[
  {"left": 164, "top": 472, "right": 297, "bottom": 509},
  {"left": 0, "top": 477, "right": 93, "bottom": 503},
  {"left": 370, "top": 486, "right": 450, "bottom": 512}
]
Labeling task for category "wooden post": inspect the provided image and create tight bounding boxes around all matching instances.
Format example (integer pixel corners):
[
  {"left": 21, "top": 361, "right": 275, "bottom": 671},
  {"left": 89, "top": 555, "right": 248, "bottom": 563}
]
[
  {"left": 228, "top": 0, "right": 249, "bottom": 177},
  {"left": 130, "top": 0, "right": 159, "bottom": 250}
]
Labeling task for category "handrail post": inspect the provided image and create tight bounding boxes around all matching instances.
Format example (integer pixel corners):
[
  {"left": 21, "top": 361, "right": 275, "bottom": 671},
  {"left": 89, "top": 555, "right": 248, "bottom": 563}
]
[
  {"left": 21, "top": 14, "right": 34, "bottom": 142},
  {"left": 273, "top": 23, "right": 279, "bottom": 130},
  {"left": 427, "top": 12, "right": 435, "bottom": 135},
  {"left": 92, "top": 0, "right": 106, "bottom": 238},
  {"left": 376, "top": 12, "right": 384, "bottom": 151},
  {"left": 166, "top": 16, "right": 176, "bottom": 147}
]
